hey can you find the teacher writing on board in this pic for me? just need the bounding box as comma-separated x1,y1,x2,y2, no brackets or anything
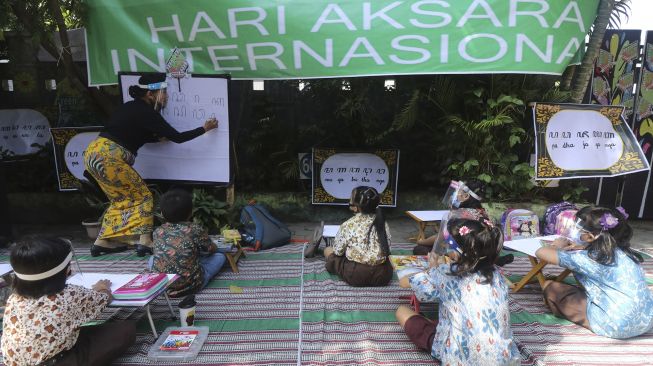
83,73,218,257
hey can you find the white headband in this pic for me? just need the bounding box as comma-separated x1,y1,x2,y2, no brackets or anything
14,252,73,281
138,81,167,90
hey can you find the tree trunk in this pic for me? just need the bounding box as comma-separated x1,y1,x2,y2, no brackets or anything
569,0,615,103
10,1,115,117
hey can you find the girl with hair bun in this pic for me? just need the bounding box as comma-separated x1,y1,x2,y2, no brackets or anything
322,186,394,287
396,218,520,365
536,206,653,339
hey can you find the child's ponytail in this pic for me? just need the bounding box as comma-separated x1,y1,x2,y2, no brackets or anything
372,206,390,256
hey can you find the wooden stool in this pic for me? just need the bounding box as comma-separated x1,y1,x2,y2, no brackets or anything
224,238,246,273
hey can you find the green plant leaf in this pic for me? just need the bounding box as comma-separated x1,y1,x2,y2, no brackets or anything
477,173,492,183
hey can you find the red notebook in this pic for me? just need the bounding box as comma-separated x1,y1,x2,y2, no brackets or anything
114,273,168,295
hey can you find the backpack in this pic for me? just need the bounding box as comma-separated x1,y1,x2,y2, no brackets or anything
542,202,578,235
553,209,578,237
240,203,291,251
501,209,540,241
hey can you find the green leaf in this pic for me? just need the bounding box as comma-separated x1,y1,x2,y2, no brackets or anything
477,173,492,183
463,159,479,172
509,135,521,147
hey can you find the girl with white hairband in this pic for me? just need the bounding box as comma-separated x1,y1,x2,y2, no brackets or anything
83,73,219,257
1,237,136,366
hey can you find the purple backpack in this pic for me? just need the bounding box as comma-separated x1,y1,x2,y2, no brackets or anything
543,202,578,235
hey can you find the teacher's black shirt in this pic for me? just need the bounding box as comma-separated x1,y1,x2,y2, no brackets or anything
100,98,205,155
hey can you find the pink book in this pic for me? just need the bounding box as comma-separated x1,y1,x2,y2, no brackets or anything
114,273,168,295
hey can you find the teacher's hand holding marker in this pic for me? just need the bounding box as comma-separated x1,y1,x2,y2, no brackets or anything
203,117,219,132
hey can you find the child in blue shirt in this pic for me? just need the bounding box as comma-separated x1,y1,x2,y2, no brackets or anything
535,206,653,339
397,218,520,365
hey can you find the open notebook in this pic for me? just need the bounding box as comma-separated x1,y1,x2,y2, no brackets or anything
67,273,177,306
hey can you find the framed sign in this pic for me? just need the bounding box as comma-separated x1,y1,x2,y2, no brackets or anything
533,103,649,180
51,127,101,191
312,148,399,206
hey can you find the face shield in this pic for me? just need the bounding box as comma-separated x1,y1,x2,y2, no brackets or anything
442,180,481,208
442,181,462,208
433,212,451,255
138,81,168,111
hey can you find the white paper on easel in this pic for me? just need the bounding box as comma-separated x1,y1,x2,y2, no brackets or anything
119,74,230,183
503,235,562,257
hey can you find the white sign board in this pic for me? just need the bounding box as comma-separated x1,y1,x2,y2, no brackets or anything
312,149,399,206
64,131,100,180
533,103,649,179
546,110,624,170
119,73,230,183
320,153,390,199
0,109,50,156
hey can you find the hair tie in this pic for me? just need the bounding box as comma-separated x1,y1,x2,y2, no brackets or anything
459,226,471,236
599,213,619,231
616,206,629,220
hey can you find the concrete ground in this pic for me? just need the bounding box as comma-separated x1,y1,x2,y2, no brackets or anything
9,216,650,250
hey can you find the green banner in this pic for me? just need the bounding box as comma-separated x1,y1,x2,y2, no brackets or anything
85,0,599,86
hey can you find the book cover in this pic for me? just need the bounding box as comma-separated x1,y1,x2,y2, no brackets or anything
159,330,199,351
114,273,168,295
112,279,168,300
209,236,236,253
389,255,428,278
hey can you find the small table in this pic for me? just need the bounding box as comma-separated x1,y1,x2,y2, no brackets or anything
0,263,13,277
224,239,246,273
405,210,449,241
68,273,179,337
503,236,572,292
322,225,340,246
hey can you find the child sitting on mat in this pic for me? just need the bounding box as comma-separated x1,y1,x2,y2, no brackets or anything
413,179,487,255
1,237,135,366
535,206,653,339
397,218,520,365
151,188,226,298
323,186,394,287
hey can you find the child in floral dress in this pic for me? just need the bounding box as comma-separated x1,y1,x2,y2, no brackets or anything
536,206,653,339
397,218,520,365
152,188,226,297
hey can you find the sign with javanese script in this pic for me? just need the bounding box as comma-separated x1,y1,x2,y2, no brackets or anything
533,103,650,180
85,0,599,85
312,148,399,206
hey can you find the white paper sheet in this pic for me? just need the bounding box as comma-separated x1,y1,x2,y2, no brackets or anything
0,263,13,276
323,225,340,238
406,210,450,222
503,235,562,257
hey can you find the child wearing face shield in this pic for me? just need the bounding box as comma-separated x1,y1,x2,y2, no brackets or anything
397,218,520,365
535,206,653,339
413,180,514,266
413,180,487,255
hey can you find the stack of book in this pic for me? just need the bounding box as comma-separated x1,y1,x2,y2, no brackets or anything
113,273,169,300
209,235,237,253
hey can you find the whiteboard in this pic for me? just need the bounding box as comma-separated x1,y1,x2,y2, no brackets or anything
119,73,230,184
